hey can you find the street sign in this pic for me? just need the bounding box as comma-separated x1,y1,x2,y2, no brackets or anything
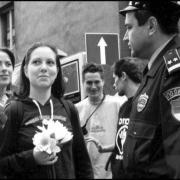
85,33,120,65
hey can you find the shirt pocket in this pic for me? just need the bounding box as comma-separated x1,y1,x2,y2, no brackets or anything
124,121,157,168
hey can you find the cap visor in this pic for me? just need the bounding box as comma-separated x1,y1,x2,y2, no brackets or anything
119,6,138,15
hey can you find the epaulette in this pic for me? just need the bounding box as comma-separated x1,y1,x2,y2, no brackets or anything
163,48,180,74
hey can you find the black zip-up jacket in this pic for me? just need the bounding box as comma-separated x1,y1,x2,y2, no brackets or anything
0,96,94,179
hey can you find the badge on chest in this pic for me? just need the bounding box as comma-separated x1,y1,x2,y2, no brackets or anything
137,93,149,112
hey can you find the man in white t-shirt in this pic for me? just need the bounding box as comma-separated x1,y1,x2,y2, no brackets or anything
75,63,126,179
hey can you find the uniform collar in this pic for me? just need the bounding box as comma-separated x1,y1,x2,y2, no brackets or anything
146,34,177,78
148,34,177,70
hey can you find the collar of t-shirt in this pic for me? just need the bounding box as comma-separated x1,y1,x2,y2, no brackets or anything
148,34,177,70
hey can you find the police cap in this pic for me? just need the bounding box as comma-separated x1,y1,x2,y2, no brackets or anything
119,1,180,17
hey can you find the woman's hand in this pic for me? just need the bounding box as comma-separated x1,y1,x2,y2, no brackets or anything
33,148,58,165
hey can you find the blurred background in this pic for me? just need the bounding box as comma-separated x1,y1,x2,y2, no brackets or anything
0,1,167,102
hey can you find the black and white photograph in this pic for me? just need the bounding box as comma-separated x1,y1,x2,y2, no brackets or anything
0,1,180,179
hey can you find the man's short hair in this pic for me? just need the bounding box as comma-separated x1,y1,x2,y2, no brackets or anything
82,63,104,81
113,57,144,83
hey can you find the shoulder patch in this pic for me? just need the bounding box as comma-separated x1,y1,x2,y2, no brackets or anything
163,87,180,101
163,48,180,74
163,88,180,122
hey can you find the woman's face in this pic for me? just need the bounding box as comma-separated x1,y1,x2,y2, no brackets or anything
0,51,13,88
24,46,58,90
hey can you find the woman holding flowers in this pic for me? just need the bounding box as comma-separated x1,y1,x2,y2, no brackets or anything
0,42,94,179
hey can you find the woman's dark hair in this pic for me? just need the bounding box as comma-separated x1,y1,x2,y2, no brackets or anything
113,57,144,84
0,48,15,69
134,9,179,35
17,42,65,99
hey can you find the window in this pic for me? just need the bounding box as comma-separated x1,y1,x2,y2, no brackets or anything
0,2,15,51
61,52,87,103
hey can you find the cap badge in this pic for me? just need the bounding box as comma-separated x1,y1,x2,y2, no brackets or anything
129,1,133,6
134,2,139,6
137,93,149,112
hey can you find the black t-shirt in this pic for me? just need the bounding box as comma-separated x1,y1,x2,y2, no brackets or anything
111,97,133,179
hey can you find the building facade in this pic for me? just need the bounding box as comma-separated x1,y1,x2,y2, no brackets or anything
0,1,129,64
0,1,132,98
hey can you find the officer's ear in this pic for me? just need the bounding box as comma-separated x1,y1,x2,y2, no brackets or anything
147,16,158,36
121,71,127,81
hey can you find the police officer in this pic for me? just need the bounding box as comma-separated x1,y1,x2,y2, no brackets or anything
119,1,180,178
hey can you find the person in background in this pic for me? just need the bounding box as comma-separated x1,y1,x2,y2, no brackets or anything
87,57,143,178
0,42,94,179
119,1,180,178
0,48,15,130
0,48,15,179
75,63,126,179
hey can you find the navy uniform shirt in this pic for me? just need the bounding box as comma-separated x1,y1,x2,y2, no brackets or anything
123,34,180,178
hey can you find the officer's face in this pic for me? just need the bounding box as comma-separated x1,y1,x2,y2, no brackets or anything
123,12,150,59
84,72,104,99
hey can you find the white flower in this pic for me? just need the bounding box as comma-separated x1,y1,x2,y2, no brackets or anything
33,119,73,154
61,132,73,144
45,119,73,142
32,131,61,155
42,119,49,125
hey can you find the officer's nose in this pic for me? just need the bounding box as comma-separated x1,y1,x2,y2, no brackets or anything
123,30,128,41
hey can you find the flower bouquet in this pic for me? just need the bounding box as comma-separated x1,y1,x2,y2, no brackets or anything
32,119,73,155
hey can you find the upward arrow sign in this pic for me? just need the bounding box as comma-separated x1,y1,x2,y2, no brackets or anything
97,37,107,64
